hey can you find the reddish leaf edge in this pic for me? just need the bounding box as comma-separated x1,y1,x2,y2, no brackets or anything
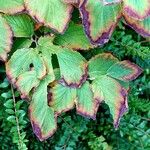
123,1,150,20
28,108,57,141
0,17,13,62
79,0,122,45
24,1,73,34
123,13,150,37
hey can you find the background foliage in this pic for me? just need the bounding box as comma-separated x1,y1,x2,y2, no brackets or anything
0,6,150,150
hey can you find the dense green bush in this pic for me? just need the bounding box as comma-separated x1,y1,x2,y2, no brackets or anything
0,21,150,149
0,0,150,149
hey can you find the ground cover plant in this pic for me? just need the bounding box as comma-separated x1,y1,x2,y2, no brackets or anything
0,0,150,149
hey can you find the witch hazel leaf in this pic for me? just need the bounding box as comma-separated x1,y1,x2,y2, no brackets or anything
15,71,40,99
92,75,128,128
25,0,73,33
107,60,143,81
6,36,86,99
49,83,76,115
88,53,142,81
38,36,87,86
6,48,46,84
3,14,34,37
54,22,95,50
0,0,24,14
29,77,57,141
88,53,119,79
102,0,122,5
0,15,12,61
76,81,99,120
123,13,150,37
79,0,122,45
123,0,150,20
57,48,87,87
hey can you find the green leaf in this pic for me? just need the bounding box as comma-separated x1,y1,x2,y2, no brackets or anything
107,60,143,81
123,0,150,20
79,0,122,45
12,38,32,52
6,48,46,84
0,0,24,14
0,14,12,61
49,83,76,115
29,77,57,141
6,36,86,99
88,53,118,79
92,75,128,127
88,53,142,127
55,22,94,50
25,0,73,33
4,14,34,37
57,48,87,87
15,71,40,99
88,53,142,81
76,81,99,120
124,13,150,37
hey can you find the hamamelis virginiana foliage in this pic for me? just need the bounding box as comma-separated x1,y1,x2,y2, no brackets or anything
0,0,148,141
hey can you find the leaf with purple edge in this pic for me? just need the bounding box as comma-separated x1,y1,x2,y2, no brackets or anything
76,81,99,120
79,0,122,45
123,0,150,20
6,36,86,102
0,14,12,61
92,75,128,128
6,48,47,84
88,53,119,79
57,48,87,87
0,0,24,14
15,71,40,99
25,0,73,33
3,14,34,37
29,76,57,141
54,22,95,50
107,60,143,81
49,82,76,115
123,13,150,37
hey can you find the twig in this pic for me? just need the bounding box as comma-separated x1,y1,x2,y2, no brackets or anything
11,84,23,149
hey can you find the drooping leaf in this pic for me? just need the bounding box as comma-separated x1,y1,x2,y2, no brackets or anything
88,53,119,79
6,36,87,98
12,38,32,52
49,83,76,115
124,13,150,37
76,81,99,120
107,60,143,81
88,53,142,81
6,48,46,84
3,14,34,37
102,0,122,5
88,53,142,127
29,76,57,141
123,0,150,20
38,36,87,87
79,0,122,45
25,0,73,33
54,22,95,50
0,0,24,14
15,71,40,99
57,48,87,87
92,75,128,128
0,14,12,61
